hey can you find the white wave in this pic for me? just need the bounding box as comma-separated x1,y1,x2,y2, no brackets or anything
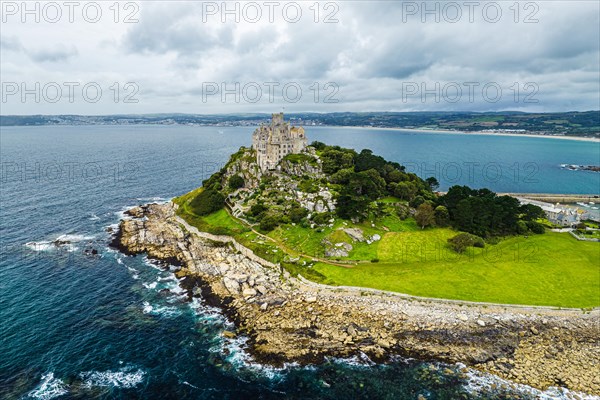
166,281,186,295
190,297,229,325
25,233,94,253
142,301,181,317
115,207,134,221
25,241,54,252
462,364,600,399
204,323,295,381
143,282,158,290
26,372,68,400
328,352,376,368
142,256,167,271
55,234,95,242
25,241,77,253
181,380,200,389
89,213,100,221
136,197,170,204
79,367,145,389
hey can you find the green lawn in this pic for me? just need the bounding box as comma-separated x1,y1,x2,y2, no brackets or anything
175,189,599,308
313,232,600,308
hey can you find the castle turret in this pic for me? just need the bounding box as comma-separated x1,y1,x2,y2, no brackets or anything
252,113,308,171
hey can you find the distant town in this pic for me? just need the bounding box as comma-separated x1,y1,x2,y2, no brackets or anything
1,111,599,138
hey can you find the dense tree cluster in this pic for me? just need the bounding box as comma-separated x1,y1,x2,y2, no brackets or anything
438,186,545,237
188,143,546,243
313,143,435,221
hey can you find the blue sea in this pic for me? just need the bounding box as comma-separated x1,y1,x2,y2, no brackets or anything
1,125,598,400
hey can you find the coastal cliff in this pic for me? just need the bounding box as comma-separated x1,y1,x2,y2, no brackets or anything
113,202,600,395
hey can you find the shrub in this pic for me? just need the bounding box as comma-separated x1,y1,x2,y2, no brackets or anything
448,232,485,253
259,215,280,232
527,221,545,234
189,188,225,216
371,258,379,263
299,178,319,193
312,212,333,225
516,220,528,235
228,174,244,190
395,204,410,220
289,205,308,223
434,205,449,227
249,202,267,217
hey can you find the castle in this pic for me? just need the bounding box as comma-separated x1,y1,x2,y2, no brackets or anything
252,113,308,171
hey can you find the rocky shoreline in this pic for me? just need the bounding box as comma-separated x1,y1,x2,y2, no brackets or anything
112,202,600,395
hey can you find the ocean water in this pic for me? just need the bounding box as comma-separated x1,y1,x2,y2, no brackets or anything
1,125,599,400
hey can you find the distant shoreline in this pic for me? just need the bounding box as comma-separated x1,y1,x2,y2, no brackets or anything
3,123,599,142
327,125,600,143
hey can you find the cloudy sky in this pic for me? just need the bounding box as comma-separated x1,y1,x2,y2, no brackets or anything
1,1,599,114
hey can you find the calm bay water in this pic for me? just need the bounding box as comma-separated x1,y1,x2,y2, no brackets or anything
1,125,598,400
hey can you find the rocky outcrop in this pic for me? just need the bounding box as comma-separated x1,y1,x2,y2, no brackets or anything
113,202,600,395
222,149,262,190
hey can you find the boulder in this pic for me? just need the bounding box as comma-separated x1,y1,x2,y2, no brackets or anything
344,228,365,242
223,277,240,294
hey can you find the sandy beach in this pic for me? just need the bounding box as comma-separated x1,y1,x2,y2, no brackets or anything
327,125,600,143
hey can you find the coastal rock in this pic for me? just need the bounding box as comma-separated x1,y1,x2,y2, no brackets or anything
113,201,600,396
223,277,241,294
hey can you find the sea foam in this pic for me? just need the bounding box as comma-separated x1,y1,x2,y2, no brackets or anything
26,372,68,400
79,366,146,389
463,364,600,399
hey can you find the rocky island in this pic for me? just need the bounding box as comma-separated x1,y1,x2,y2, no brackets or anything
113,114,600,395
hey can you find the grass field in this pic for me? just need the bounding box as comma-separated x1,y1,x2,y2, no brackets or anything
174,189,599,308
313,232,600,308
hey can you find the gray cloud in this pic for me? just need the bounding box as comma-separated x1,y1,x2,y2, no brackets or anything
0,1,598,114
28,45,79,63
0,35,24,52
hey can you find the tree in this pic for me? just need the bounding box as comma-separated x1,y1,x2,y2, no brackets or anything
386,168,406,184
355,149,386,173
410,195,426,208
228,174,245,190
415,203,435,229
321,148,356,174
393,181,417,201
330,168,354,184
425,176,440,191
310,141,327,150
519,204,545,221
434,205,450,227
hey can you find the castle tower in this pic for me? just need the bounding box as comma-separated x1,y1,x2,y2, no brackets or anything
252,113,307,171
